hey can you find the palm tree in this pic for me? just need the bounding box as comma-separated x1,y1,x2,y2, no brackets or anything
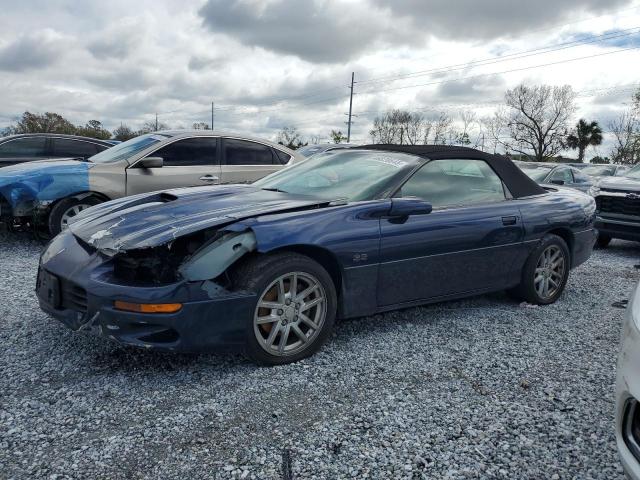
566,119,603,163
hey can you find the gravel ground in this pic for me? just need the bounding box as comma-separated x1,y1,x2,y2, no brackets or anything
0,231,638,480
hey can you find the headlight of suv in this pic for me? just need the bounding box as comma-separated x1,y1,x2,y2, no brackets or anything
588,185,600,197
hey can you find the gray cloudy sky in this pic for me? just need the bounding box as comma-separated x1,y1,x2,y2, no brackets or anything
0,0,639,156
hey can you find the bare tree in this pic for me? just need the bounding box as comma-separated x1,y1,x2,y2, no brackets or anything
369,109,432,145
494,84,576,162
192,122,210,130
448,110,478,146
308,134,322,145
277,126,306,149
483,114,505,154
609,112,640,165
139,120,170,134
432,112,452,145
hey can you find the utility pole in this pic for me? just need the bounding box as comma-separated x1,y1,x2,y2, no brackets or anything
155,113,158,131
211,101,215,131
346,72,355,143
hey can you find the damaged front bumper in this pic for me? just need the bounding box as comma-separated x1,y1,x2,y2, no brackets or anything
36,231,256,352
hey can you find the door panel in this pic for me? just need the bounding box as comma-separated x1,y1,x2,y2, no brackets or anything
377,158,525,307
220,138,283,184
378,203,524,306
126,137,221,195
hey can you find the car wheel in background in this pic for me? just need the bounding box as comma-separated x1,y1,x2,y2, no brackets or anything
48,196,101,236
232,252,337,365
596,234,612,249
509,234,570,305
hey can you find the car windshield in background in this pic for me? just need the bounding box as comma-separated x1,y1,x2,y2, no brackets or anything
88,134,172,164
583,165,615,176
626,164,640,179
297,145,329,157
254,150,419,202
518,164,553,182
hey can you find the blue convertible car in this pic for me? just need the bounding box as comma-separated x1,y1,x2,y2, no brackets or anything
37,146,597,364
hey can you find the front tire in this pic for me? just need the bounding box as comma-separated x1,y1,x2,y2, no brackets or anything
48,196,101,236
510,234,570,305
232,252,337,365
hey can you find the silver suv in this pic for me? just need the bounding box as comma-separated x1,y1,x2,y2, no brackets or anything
0,131,302,235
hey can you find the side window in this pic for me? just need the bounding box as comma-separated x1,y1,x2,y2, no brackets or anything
572,169,590,184
273,148,292,165
149,137,217,166
53,138,100,158
550,167,573,184
399,159,506,208
0,137,48,157
224,139,275,165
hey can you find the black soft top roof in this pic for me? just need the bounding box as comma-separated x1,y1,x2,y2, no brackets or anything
357,144,546,199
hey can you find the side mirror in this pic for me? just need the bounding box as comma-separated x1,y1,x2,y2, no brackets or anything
389,197,433,218
137,157,163,168
550,179,565,185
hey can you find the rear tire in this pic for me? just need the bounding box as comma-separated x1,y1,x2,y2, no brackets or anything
509,234,570,305
48,196,101,236
232,252,337,365
596,234,612,249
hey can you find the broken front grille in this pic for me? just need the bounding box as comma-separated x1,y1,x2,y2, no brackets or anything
596,195,640,217
59,279,88,313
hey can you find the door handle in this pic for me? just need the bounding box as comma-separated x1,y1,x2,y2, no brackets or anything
502,216,518,226
199,175,219,182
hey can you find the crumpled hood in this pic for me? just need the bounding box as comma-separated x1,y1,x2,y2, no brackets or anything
0,159,92,207
69,184,329,252
597,175,640,192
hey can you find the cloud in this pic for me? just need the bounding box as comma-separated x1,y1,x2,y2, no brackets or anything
198,0,419,63
0,0,638,149
85,68,155,91
0,30,65,71
87,19,143,60
429,75,507,104
371,0,633,41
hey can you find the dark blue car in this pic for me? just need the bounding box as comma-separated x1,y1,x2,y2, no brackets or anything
37,146,597,364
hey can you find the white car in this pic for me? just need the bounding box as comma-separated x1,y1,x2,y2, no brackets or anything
616,280,640,479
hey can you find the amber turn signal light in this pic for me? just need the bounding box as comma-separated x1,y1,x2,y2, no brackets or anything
114,300,183,314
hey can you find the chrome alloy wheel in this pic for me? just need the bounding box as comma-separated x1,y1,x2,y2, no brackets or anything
60,204,92,230
534,245,566,300
253,271,327,356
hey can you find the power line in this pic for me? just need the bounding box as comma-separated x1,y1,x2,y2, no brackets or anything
356,27,640,87
352,3,640,85
355,46,640,96
187,31,640,119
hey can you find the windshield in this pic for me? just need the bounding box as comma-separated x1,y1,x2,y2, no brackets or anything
297,145,331,157
627,164,640,179
518,164,553,182
582,165,615,176
254,150,419,201
88,133,172,163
